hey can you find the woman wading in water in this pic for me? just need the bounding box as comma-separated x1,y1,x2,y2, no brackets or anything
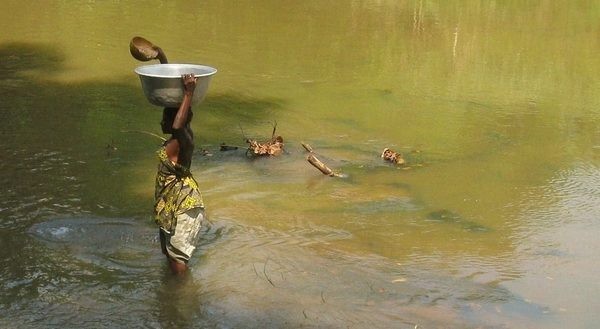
154,74,205,274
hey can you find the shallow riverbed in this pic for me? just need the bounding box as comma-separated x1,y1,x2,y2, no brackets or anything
1,1,599,328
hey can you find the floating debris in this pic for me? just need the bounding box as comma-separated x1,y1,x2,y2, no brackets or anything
302,142,343,177
301,142,314,153
219,143,239,151
246,135,284,156
307,154,342,177
244,121,285,156
382,148,406,165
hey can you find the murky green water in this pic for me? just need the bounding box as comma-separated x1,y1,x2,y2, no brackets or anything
1,1,600,328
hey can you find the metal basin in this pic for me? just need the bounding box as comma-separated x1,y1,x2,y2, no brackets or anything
134,64,217,107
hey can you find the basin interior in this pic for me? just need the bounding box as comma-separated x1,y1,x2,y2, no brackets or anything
135,64,217,78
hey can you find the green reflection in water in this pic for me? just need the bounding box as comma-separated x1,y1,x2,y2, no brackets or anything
1,0,600,328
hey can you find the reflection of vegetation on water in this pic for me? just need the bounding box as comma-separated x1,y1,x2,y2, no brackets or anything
2,1,600,327
0,42,287,223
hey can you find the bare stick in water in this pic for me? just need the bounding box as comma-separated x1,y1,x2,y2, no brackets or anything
238,123,248,140
263,258,275,287
271,120,278,138
307,154,341,177
301,142,314,153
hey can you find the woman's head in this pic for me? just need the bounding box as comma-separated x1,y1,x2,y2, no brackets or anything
161,107,193,133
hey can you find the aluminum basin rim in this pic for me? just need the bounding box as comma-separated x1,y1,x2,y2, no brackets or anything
134,64,218,78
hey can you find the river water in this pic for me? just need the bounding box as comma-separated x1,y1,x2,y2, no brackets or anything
1,1,599,328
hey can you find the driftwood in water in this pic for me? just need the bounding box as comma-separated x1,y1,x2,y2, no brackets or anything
220,143,239,151
246,136,284,156
245,122,285,156
303,142,342,177
307,154,336,176
301,142,314,153
381,148,406,165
